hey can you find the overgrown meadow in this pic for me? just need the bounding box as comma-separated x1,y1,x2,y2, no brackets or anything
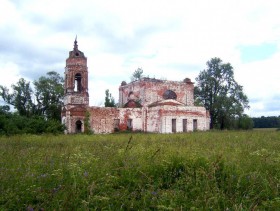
0,131,279,210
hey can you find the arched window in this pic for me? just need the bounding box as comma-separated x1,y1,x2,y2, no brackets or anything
76,120,82,133
163,90,177,100
74,73,82,92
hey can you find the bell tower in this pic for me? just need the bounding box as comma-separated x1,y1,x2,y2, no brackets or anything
64,37,89,105
62,37,89,133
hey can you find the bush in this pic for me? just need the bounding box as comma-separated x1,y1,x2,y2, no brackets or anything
0,113,64,135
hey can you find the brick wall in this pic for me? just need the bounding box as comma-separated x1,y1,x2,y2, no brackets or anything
87,107,143,133
83,104,210,134
119,78,194,107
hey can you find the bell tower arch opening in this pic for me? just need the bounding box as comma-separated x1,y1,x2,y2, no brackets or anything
74,73,82,92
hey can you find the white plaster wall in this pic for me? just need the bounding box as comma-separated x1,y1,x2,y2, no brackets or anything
148,105,210,133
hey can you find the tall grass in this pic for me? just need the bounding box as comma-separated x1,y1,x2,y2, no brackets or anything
0,131,279,210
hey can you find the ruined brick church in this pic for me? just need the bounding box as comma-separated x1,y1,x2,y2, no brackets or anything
61,39,210,133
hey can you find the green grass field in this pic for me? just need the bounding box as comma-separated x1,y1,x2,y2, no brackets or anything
0,131,279,210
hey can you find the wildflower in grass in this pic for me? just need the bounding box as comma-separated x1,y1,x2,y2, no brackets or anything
84,171,89,177
151,191,157,196
52,185,62,194
27,205,34,211
52,187,58,194
39,173,47,178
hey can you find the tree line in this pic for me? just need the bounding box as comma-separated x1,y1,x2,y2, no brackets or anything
0,71,65,135
2,57,276,135
252,116,280,128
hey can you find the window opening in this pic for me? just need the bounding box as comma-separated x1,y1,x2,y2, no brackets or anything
114,119,120,132
163,90,177,100
172,119,176,133
183,119,187,132
193,119,198,131
127,119,133,130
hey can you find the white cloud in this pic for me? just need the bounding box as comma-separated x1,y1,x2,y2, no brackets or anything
0,62,20,88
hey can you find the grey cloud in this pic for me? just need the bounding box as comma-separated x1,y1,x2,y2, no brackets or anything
0,31,65,82
264,104,280,112
34,15,88,34
161,63,203,72
90,24,143,54
92,23,174,54
250,95,280,115
263,96,280,112
249,98,261,104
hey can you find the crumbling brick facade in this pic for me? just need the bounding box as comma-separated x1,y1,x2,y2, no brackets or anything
61,38,89,133
62,39,210,134
119,78,194,107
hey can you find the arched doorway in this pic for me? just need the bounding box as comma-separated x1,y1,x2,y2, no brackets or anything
76,120,82,133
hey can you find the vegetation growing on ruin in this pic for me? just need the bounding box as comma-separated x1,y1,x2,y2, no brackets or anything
1,130,279,210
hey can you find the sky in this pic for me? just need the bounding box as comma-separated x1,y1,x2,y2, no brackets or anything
0,0,280,117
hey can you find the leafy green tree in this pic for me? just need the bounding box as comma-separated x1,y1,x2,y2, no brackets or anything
0,71,64,120
237,114,254,130
0,105,10,114
195,57,249,129
0,78,34,117
0,71,65,135
33,71,64,120
104,89,116,107
131,67,144,81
